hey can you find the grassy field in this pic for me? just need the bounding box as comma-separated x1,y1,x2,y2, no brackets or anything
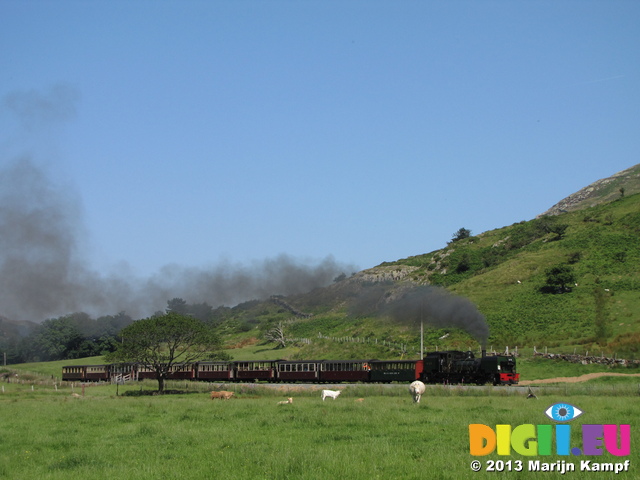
0,378,638,480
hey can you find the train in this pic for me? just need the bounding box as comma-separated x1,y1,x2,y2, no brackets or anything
62,350,519,385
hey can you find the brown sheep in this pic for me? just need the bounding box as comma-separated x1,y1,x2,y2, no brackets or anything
210,390,234,400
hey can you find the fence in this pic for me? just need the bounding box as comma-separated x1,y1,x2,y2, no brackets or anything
532,347,640,367
111,372,138,384
315,333,410,354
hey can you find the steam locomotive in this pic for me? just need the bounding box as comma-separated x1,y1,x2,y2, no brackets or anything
420,350,519,385
62,350,518,385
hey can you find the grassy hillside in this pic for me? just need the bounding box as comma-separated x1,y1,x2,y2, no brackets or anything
410,193,640,353
4,177,637,368
213,193,640,360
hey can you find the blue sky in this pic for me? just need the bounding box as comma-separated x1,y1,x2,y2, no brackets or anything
2,0,639,282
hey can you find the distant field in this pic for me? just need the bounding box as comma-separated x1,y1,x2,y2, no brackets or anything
0,380,638,479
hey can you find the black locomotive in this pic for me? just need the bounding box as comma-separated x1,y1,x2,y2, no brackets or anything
419,350,519,385
62,350,518,385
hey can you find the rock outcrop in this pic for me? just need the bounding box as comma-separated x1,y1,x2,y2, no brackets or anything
538,163,640,217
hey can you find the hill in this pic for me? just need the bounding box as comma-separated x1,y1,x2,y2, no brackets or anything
539,163,640,216
2,164,639,364
213,166,640,360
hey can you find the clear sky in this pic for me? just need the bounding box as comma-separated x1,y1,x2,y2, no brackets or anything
1,1,639,318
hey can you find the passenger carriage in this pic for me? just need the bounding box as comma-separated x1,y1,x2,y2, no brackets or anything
368,360,418,383
61,364,110,382
167,363,195,380
195,361,235,381
276,360,320,382
234,360,276,382
84,364,110,382
62,365,86,382
136,364,157,380
110,363,137,377
318,360,371,383
110,363,138,383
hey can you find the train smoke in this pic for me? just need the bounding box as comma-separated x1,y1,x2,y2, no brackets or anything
0,87,353,321
350,284,490,346
0,158,351,321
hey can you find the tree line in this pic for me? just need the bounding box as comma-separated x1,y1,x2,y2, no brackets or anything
1,298,223,364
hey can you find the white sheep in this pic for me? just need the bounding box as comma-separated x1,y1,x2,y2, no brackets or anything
409,380,426,403
321,389,341,401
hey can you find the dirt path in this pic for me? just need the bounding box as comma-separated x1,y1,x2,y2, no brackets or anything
519,372,640,385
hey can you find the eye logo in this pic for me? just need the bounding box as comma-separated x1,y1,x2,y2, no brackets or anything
545,403,583,422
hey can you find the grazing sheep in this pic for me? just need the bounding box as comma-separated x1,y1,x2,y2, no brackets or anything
210,390,234,400
321,389,341,401
277,397,293,405
409,380,426,403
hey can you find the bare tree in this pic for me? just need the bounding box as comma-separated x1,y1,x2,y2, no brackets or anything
265,321,287,349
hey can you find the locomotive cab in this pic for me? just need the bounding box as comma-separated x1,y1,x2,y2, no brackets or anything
479,354,519,385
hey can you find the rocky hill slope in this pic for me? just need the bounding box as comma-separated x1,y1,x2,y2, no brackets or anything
538,163,640,217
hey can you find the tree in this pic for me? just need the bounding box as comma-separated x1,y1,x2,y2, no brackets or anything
541,265,576,294
32,316,84,361
454,252,472,273
547,223,569,240
105,312,227,393
264,321,287,349
166,297,189,315
450,228,471,243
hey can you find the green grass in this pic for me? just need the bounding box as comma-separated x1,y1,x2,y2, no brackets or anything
0,381,638,480
516,355,639,381
201,196,640,360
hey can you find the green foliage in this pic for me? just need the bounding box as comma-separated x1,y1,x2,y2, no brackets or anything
450,227,471,243
541,264,576,294
106,312,228,392
166,297,215,322
211,190,640,354
384,193,640,350
4,312,133,363
32,317,84,361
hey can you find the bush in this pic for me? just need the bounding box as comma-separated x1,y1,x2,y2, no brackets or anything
541,265,576,294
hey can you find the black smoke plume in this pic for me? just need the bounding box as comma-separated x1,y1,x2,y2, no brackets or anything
350,284,490,346
0,87,354,321
0,157,352,321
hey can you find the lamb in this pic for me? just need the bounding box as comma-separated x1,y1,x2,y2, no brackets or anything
210,390,234,400
409,380,426,403
277,397,293,405
321,389,341,401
